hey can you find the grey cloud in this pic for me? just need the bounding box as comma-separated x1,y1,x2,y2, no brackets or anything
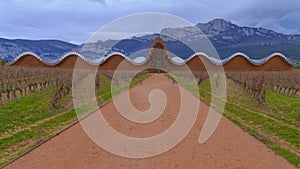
1,0,300,43
226,0,300,34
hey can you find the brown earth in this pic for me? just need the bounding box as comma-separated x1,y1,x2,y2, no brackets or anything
3,74,295,169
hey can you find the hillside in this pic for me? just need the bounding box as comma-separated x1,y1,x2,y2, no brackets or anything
1,19,300,63
162,19,300,61
0,38,79,61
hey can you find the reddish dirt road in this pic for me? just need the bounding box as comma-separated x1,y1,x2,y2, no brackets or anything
4,74,295,169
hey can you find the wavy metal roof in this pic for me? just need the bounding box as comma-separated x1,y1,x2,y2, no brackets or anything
9,51,292,66
184,52,292,66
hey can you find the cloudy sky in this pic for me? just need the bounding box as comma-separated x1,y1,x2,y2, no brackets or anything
0,0,300,44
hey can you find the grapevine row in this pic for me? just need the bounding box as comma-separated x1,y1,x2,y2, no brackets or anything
226,71,300,104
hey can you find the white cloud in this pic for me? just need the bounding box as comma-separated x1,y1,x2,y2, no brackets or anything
0,0,300,43
90,0,106,4
226,0,300,34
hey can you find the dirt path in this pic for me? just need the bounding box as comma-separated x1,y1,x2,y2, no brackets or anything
4,74,295,169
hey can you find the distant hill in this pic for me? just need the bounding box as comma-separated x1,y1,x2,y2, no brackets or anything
79,34,195,60
162,19,300,61
0,38,79,61
1,19,300,64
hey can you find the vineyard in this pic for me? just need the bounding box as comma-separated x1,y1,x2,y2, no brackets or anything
0,66,299,107
226,71,300,104
194,71,300,167
0,67,140,108
184,71,300,105
0,66,299,167
0,66,152,166
0,67,72,106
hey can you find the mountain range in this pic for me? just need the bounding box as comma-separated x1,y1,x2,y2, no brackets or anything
1,19,300,64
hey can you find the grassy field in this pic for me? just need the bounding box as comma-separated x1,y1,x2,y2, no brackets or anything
0,88,77,166
0,73,150,167
1,72,299,167
295,62,300,69
198,77,300,167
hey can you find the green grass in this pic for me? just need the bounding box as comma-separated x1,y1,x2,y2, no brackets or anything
97,75,113,103
0,109,77,166
0,86,78,166
265,92,300,123
4,72,298,167
197,78,300,167
0,73,151,167
0,88,55,134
